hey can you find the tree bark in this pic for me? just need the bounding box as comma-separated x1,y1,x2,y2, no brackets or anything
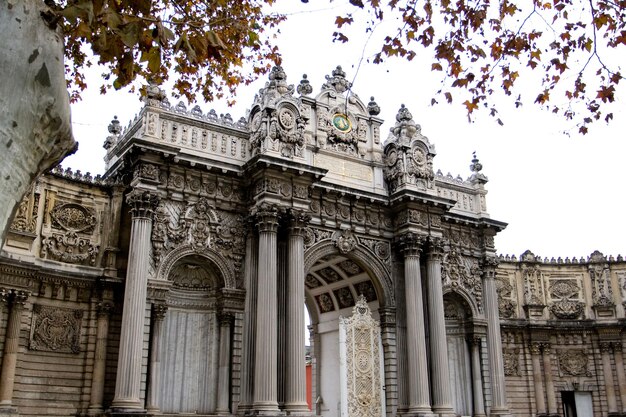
0,0,76,243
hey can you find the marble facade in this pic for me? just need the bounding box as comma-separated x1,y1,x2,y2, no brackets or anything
0,65,624,417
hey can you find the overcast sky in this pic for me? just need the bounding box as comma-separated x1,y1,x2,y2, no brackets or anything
64,0,626,260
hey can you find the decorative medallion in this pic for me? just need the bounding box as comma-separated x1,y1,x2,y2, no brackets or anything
50,203,97,233
30,304,83,353
334,229,357,254
332,113,352,132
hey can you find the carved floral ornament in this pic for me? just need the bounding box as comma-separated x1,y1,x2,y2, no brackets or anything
503,348,520,376
442,248,483,310
151,198,245,271
9,193,38,234
41,231,99,266
558,349,590,376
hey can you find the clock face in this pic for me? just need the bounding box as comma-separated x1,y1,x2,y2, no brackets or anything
332,113,352,132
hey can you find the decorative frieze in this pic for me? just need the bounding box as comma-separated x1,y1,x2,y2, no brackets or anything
30,304,83,353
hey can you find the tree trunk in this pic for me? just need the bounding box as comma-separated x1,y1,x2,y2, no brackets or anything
0,0,76,243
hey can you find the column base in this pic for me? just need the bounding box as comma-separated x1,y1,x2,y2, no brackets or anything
107,409,147,416
403,411,437,417
284,402,311,415
430,406,455,417
0,406,18,416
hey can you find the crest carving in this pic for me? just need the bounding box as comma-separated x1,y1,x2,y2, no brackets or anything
333,229,357,254
549,298,584,319
41,231,99,265
442,249,483,309
30,304,83,353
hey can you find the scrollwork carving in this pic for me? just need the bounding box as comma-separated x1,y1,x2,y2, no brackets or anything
41,231,99,266
558,349,590,376
50,202,96,233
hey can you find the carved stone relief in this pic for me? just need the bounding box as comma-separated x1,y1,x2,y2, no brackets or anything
496,274,516,318
522,262,545,306
588,251,614,307
503,348,520,376
558,349,590,376
442,248,483,310
9,192,39,234
30,304,83,353
41,231,99,266
50,203,97,233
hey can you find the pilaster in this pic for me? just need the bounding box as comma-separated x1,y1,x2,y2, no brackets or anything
0,290,28,414
217,313,235,414
145,303,167,413
529,342,546,416
470,336,486,417
541,343,557,416
239,226,258,413
88,301,114,414
600,341,619,415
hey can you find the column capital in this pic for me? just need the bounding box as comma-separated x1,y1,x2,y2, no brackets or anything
481,256,499,279
218,312,236,327
252,203,281,233
426,237,445,261
469,335,483,346
600,341,614,353
398,232,426,258
540,342,551,353
96,301,114,318
11,290,29,309
126,189,159,219
378,307,397,328
287,209,311,236
152,303,168,322
613,341,623,352
529,342,543,355
0,288,9,305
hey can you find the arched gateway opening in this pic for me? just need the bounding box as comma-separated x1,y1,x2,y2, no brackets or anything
305,252,388,417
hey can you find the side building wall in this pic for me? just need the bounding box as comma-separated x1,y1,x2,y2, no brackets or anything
498,250,626,417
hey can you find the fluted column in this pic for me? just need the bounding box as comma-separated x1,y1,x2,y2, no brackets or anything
482,257,510,416
380,307,398,416
401,234,432,415
425,239,454,416
112,190,158,411
470,336,486,417
600,341,618,414
239,228,258,413
612,343,626,415
88,301,114,414
217,313,234,414
253,206,280,413
146,303,167,412
285,210,310,414
529,343,546,415
0,290,28,412
541,343,557,416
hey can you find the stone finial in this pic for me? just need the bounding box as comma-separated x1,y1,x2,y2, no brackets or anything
390,104,419,144
268,65,291,95
297,74,313,96
469,151,488,184
322,65,352,93
367,96,380,116
470,151,482,173
143,82,166,106
104,116,121,150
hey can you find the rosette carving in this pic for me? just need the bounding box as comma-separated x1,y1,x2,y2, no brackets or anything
50,203,97,233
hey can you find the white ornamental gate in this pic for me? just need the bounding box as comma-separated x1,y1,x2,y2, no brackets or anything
339,295,385,417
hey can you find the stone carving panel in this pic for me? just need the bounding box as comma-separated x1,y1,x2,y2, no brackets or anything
9,192,39,234
521,255,545,305
558,349,590,376
30,304,83,353
588,251,614,307
339,296,384,417
496,274,516,318
503,348,520,376
50,202,97,233
442,248,483,310
41,231,99,266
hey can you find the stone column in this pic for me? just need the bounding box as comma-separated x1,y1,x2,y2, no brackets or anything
529,342,546,415
425,239,454,416
285,211,310,414
401,234,432,415
541,343,557,416
470,336,486,417
612,343,626,415
217,313,234,414
600,341,618,415
88,301,114,414
0,290,28,412
145,303,167,413
239,229,258,413
253,206,280,413
481,257,510,416
111,190,158,411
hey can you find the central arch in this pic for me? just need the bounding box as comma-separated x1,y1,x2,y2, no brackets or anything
304,242,393,417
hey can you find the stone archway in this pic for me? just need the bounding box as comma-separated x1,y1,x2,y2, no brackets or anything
156,254,227,414
304,252,389,417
